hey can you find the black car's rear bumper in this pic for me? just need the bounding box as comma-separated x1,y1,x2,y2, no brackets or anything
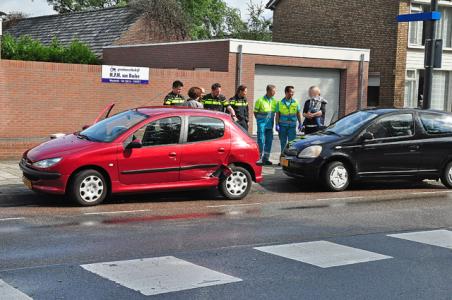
282,156,325,180
19,160,61,181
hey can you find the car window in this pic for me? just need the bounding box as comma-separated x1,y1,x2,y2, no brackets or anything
81,110,148,142
324,111,378,136
420,112,452,134
366,114,414,139
187,117,225,142
133,117,181,147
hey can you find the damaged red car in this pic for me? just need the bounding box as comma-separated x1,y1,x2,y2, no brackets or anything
20,106,262,206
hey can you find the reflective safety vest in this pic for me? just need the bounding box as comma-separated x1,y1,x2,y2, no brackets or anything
163,92,185,106
277,98,300,127
229,96,249,123
254,95,277,129
202,93,228,112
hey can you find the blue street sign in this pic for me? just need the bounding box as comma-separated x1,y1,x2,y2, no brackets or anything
397,11,441,22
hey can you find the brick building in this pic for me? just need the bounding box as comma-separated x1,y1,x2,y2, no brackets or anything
267,0,426,109
4,6,186,57
104,39,370,131
0,39,369,158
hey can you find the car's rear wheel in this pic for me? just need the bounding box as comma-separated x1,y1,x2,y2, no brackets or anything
219,166,252,200
69,169,108,206
440,162,452,189
322,161,350,192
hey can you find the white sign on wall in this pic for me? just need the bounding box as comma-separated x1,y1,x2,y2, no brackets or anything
101,65,149,84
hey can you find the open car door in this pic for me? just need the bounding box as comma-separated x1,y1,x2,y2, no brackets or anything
92,103,115,124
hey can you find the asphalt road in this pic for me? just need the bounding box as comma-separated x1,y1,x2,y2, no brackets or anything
1,167,452,299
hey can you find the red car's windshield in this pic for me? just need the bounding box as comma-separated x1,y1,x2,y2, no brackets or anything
80,110,148,142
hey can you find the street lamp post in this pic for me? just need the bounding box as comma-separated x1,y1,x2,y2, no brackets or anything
422,0,439,109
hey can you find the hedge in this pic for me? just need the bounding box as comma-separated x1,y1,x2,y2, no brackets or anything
1,34,100,64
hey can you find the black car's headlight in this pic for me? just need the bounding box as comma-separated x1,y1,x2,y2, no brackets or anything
297,146,322,159
32,158,62,168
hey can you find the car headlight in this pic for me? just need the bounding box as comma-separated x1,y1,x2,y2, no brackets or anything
33,158,62,168
297,146,322,159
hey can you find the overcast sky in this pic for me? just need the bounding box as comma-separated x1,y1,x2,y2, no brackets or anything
0,0,271,18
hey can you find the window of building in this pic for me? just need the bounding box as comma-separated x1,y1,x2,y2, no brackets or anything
419,112,452,134
133,117,181,147
409,4,452,48
366,114,414,139
405,70,418,108
187,117,225,142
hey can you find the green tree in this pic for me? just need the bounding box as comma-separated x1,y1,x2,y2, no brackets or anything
234,1,272,41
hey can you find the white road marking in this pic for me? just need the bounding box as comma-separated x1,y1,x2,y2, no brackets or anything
255,241,392,268
0,279,32,300
388,229,452,249
206,203,261,208
81,256,242,296
0,217,25,222
83,209,151,216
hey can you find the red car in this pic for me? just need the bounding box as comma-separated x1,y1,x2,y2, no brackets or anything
20,106,262,206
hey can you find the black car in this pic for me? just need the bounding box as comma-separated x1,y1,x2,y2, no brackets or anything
281,108,452,191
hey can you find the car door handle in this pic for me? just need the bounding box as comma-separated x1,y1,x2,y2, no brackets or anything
408,145,420,152
169,152,177,157
218,147,225,153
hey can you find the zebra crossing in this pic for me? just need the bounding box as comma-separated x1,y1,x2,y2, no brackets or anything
1,229,451,299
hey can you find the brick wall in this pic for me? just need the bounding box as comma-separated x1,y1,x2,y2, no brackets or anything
0,59,235,159
104,41,231,72
272,0,407,107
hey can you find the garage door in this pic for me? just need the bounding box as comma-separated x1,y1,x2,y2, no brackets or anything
253,65,341,134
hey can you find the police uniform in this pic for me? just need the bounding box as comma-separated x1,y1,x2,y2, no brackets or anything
228,95,249,130
254,95,277,163
276,98,300,154
163,92,185,106
202,93,227,112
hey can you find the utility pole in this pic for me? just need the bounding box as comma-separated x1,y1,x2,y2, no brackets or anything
422,0,439,109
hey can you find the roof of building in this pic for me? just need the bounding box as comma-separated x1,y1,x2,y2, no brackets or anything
265,0,281,10
4,6,141,56
105,38,370,62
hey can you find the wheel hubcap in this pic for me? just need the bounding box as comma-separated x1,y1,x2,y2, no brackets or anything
448,167,452,182
79,175,104,203
225,171,249,196
329,166,348,189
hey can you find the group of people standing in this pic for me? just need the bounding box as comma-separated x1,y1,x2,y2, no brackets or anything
163,80,327,165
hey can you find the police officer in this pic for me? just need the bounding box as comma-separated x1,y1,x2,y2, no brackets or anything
163,80,185,106
275,86,303,157
202,83,228,112
254,84,277,165
228,85,249,130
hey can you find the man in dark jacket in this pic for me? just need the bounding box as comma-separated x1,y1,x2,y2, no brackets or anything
303,86,327,134
163,80,185,106
202,83,228,112
228,85,249,131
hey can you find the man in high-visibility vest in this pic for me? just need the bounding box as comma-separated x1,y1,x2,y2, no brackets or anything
163,80,185,106
202,83,228,112
254,84,278,165
275,86,303,157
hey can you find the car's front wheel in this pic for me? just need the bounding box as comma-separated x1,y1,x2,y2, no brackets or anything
322,161,350,192
219,166,252,200
441,162,452,189
69,169,108,206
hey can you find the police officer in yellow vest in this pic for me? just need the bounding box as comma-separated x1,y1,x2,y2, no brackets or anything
275,86,303,157
202,83,228,112
254,84,278,165
163,80,185,106
228,85,249,130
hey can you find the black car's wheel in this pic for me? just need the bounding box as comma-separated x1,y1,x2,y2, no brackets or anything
441,162,452,189
322,161,350,192
219,166,252,200
69,169,108,206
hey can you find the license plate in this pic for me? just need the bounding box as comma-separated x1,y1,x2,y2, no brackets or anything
22,176,32,190
280,157,289,167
